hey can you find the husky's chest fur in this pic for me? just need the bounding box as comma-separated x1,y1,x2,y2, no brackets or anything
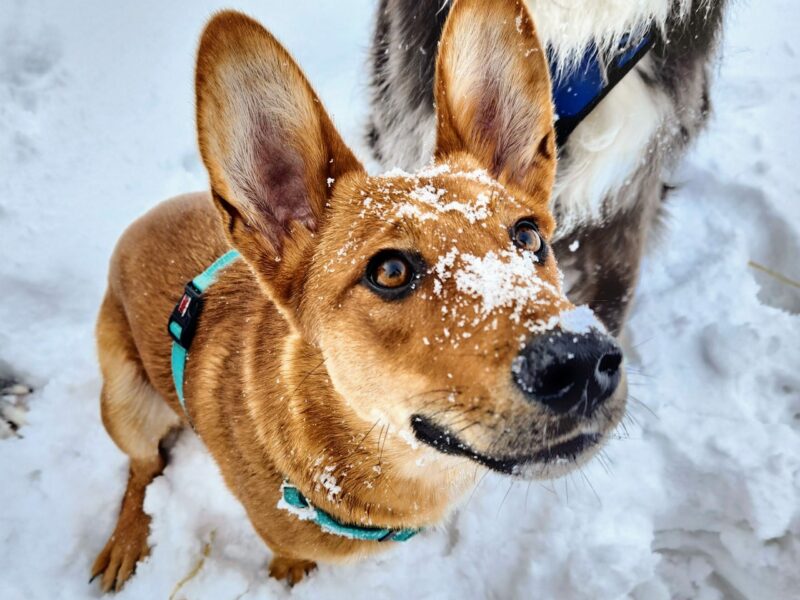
367,0,726,333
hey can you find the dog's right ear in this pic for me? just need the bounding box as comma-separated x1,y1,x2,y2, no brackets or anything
434,0,556,226
195,11,362,316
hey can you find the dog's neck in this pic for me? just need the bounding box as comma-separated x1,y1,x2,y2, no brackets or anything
265,333,476,529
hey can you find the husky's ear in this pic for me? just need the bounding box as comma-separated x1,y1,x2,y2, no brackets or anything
196,11,362,315
434,0,556,209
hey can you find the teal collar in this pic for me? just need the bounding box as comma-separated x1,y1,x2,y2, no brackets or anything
279,482,420,542
167,250,421,543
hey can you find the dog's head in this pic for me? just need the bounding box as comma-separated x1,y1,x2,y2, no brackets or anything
195,0,626,480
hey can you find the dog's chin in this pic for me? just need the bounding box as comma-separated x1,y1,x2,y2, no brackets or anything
410,414,608,480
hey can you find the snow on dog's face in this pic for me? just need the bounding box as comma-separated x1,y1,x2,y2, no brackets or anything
309,157,625,480
195,0,625,482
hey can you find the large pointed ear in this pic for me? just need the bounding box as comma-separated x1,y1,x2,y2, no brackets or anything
434,0,556,202
196,11,363,313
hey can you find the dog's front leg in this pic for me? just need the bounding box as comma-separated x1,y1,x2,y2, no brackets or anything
91,291,181,592
90,455,165,592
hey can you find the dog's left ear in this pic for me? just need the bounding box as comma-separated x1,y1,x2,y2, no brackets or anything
195,11,363,318
434,0,556,225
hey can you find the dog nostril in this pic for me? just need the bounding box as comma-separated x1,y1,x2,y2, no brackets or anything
597,350,622,377
536,362,575,398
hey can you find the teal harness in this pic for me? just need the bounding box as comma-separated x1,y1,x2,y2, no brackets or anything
168,249,242,410
167,251,420,543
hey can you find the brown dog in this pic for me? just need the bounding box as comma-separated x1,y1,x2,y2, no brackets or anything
91,0,626,591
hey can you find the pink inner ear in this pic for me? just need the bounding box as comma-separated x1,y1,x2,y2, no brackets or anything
474,83,504,174
237,115,317,251
474,78,525,181
472,71,553,191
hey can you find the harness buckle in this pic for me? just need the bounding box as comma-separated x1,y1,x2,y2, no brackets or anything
168,281,204,349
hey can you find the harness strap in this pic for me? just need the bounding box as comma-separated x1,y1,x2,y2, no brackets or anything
551,29,656,145
168,249,241,415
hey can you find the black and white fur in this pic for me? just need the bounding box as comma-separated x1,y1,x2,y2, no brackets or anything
1,373,31,438
367,0,727,334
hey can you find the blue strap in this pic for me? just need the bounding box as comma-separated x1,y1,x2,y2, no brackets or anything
551,30,655,144
170,335,189,409
281,483,420,542
171,249,241,415
191,249,242,292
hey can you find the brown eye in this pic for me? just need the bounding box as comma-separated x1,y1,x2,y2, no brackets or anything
364,250,420,299
511,219,543,253
374,256,410,288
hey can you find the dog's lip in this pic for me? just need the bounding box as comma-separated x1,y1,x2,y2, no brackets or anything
410,414,600,474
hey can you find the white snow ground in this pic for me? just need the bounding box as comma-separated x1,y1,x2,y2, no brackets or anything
1,0,799,598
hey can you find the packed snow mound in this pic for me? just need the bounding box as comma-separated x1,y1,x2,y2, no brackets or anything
1,1,799,599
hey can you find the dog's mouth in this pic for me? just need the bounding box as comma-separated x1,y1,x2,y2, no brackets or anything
410,414,601,475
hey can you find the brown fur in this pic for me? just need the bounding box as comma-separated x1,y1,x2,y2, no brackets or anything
91,0,625,590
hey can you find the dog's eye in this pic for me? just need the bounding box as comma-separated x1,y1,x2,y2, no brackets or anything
511,219,543,253
374,256,410,288
364,250,418,299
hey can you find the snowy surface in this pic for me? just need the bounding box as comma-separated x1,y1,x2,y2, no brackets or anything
1,0,799,599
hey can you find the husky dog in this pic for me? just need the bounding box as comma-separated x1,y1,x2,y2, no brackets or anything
367,0,727,334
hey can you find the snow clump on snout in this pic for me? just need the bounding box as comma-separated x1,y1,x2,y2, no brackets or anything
453,249,555,321
431,245,606,340
433,245,560,326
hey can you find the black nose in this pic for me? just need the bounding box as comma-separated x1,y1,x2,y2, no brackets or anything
513,330,623,414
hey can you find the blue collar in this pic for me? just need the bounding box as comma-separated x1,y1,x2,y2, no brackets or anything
550,29,655,145
167,250,421,543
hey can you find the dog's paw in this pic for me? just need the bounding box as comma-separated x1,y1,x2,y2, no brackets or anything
90,516,151,593
1,378,33,439
268,556,316,585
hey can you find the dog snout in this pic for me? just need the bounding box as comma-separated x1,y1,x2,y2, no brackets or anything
513,330,623,414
